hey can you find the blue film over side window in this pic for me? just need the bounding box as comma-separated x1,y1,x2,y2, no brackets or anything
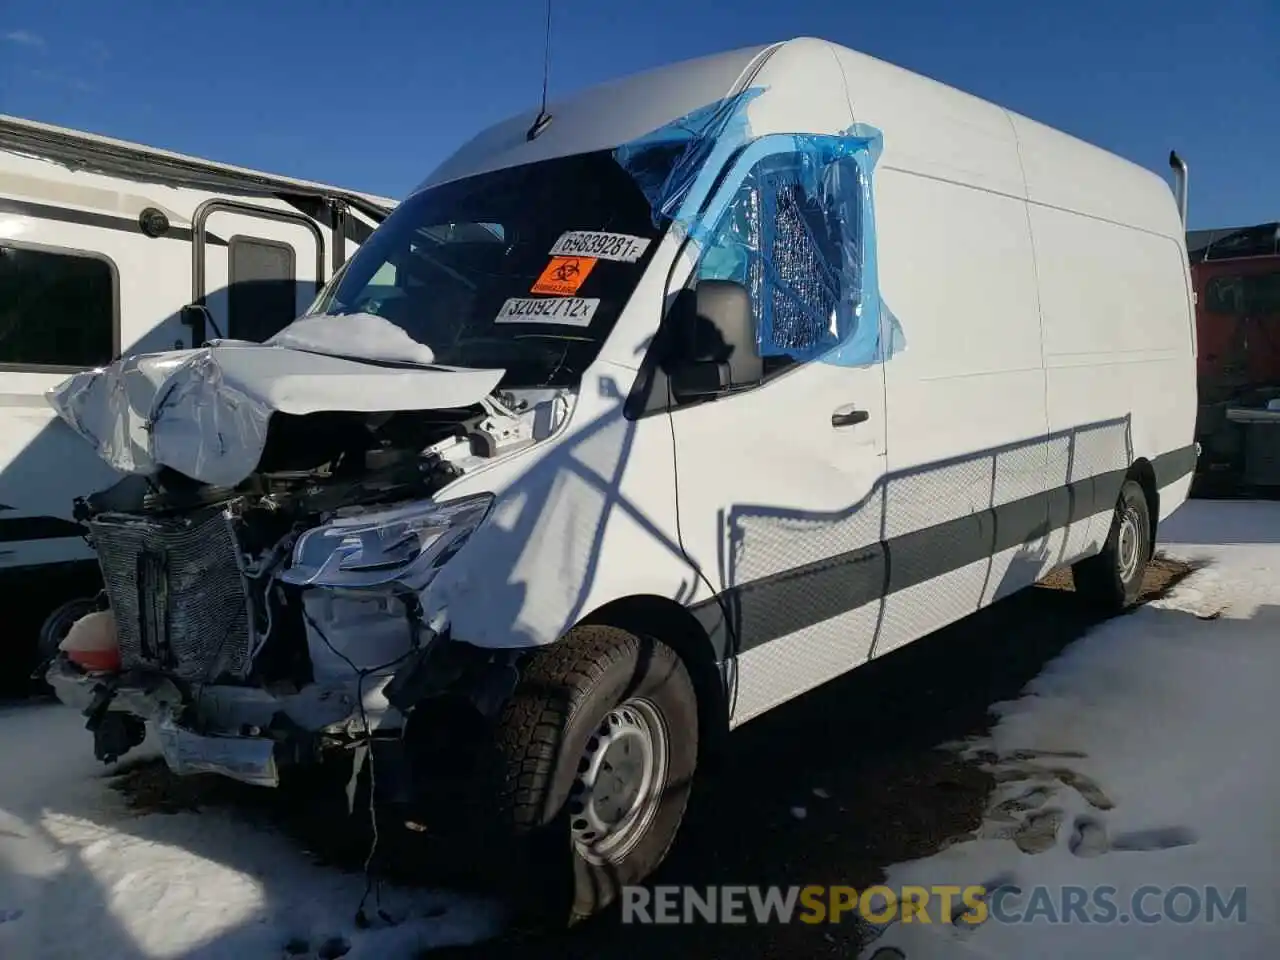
754,146,856,362
613,87,765,232
615,101,903,368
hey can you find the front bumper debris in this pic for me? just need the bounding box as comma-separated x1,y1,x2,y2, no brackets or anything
45,655,370,784
46,654,391,732
46,623,522,793
156,717,280,787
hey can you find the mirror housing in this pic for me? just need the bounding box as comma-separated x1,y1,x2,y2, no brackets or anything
669,358,733,401
666,279,761,403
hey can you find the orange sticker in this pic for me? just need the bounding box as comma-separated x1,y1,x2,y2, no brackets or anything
531,255,597,296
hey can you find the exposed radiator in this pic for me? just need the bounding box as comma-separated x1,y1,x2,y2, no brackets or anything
88,507,254,683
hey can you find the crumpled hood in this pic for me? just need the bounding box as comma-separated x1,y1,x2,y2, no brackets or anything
47,326,504,488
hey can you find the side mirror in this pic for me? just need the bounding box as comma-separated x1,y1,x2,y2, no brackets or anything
666,279,761,403
669,358,733,401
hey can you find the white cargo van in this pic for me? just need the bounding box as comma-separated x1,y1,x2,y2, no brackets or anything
0,115,394,673
43,39,1197,922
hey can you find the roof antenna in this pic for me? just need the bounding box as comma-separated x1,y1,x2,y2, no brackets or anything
526,0,554,141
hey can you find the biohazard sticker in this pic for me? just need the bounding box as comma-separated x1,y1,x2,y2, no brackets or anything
495,296,600,327
550,230,651,263
531,255,597,296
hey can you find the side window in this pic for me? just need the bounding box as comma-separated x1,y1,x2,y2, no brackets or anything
1205,272,1280,316
693,147,865,376
0,243,116,369
228,236,297,342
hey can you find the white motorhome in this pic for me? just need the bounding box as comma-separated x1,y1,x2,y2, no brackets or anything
43,39,1197,922
0,115,394,671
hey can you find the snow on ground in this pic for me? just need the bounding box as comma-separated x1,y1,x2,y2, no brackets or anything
1,499,1276,959
862,499,1280,959
0,705,503,959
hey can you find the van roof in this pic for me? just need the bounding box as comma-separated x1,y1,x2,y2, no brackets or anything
418,43,777,192
419,37,1180,241
0,113,398,222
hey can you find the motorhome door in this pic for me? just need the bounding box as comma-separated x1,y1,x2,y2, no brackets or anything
188,199,327,344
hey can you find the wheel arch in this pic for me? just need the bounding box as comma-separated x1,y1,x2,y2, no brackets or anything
1127,457,1159,551
578,594,729,765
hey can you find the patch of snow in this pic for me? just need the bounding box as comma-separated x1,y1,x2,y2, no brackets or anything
269,313,438,367
0,704,502,959
790,807,808,821
862,499,1280,957
6,500,1275,958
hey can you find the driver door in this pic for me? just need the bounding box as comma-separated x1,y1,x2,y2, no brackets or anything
664,135,890,726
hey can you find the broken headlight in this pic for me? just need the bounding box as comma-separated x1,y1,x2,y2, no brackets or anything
280,493,493,590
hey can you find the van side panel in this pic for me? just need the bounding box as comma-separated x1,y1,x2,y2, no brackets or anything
831,45,1066,661
832,46,1026,198
1009,113,1197,533
826,41,1194,671
1029,203,1196,532
1006,113,1185,241
870,169,1050,660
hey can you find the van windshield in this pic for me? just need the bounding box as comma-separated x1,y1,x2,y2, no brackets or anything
308,149,672,388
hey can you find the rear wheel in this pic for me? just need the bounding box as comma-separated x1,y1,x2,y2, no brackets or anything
491,624,699,925
1072,479,1152,612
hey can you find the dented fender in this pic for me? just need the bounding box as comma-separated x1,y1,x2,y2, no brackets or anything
419,371,706,650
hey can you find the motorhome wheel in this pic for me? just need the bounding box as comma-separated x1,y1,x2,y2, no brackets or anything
492,624,698,924
1072,479,1153,612
36,596,99,666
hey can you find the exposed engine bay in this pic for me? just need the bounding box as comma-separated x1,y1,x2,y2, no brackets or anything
47,364,567,786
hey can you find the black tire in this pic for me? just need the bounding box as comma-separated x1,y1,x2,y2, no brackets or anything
491,624,698,925
36,596,99,666
1072,479,1152,612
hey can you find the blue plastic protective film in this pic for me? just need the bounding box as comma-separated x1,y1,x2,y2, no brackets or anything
613,87,765,231
615,103,903,367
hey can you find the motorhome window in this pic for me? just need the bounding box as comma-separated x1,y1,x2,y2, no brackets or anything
228,236,298,341
1205,273,1280,316
694,149,864,377
307,150,670,389
1202,224,1280,261
0,244,115,369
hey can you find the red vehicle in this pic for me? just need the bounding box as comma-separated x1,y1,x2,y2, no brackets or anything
1188,221,1280,490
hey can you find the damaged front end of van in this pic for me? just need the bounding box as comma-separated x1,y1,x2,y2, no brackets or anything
38,136,682,818
36,41,881,918
43,320,564,802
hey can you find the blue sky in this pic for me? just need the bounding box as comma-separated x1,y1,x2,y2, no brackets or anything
1,0,1275,228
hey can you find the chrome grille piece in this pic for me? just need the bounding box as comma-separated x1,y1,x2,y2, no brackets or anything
89,507,253,682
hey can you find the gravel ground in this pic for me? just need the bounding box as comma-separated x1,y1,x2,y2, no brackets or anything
110,555,1193,959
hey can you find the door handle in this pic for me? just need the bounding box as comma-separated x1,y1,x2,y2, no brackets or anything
832,407,870,428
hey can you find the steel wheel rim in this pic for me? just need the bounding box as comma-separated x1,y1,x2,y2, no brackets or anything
1117,505,1143,582
569,697,669,865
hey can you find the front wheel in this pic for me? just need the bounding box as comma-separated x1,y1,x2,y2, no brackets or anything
491,624,699,925
1072,479,1152,612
